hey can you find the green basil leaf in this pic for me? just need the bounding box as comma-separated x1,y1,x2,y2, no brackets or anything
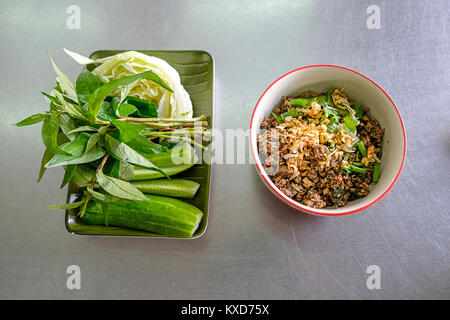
67,126,98,134
72,165,95,187
60,164,78,188
84,132,101,154
58,114,78,141
118,103,138,117
96,170,147,201
109,160,134,180
37,148,54,182
49,55,78,103
125,96,158,118
271,112,283,124
42,114,71,156
119,80,140,105
351,102,364,118
327,88,336,107
343,116,359,133
47,200,84,210
45,132,105,168
111,120,168,154
14,113,50,127
290,98,311,107
88,71,172,117
42,91,63,111
317,95,327,107
53,90,85,120
75,69,102,105
96,101,118,121
86,187,120,203
103,134,162,170
281,108,303,120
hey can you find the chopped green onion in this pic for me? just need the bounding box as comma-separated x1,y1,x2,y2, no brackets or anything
357,141,367,158
373,162,380,182
356,151,360,161
351,162,365,167
343,152,350,161
329,142,335,149
341,168,352,174
350,164,367,174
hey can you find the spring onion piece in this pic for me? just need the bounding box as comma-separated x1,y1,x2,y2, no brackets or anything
343,152,350,162
373,162,380,182
351,162,365,167
350,164,367,174
357,141,367,158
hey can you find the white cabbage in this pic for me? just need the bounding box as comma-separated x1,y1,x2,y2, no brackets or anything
64,49,193,119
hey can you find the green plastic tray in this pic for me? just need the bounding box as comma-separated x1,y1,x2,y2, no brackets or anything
65,50,214,239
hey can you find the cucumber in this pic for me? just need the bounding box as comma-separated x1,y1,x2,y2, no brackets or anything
130,179,200,199
82,194,203,238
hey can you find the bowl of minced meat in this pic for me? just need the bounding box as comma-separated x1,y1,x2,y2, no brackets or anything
250,66,406,215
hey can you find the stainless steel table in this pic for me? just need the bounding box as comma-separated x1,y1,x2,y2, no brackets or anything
1,0,449,299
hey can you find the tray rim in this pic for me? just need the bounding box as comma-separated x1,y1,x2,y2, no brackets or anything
64,49,215,239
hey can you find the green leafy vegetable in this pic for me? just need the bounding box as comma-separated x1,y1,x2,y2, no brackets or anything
317,95,327,106
290,98,311,107
272,112,283,124
58,114,78,141
111,120,167,154
351,102,364,118
125,96,158,118
103,134,159,169
49,55,78,103
86,187,120,203
88,71,173,118
47,200,84,210
117,103,139,117
60,164,78,188
95,170,148,201
96,101,118,121
75,69,102,105
106,159,135,181
327,88,335,107
343,116,359,133
42,114,72,156
45,132,106,168
37,148,53,182
13,113,49,127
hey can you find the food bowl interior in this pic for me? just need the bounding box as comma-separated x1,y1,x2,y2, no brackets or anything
251,66,406,215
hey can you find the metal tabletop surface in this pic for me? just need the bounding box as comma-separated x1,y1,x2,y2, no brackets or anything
1,0,449,299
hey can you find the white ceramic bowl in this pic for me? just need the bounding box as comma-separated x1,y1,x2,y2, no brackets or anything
250,65,406,216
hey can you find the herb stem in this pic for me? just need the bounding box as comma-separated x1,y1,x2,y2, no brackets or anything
79,154,110,217
118,114,207,123
147,132,208,150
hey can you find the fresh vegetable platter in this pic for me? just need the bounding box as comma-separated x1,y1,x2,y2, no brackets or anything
15,50,214,238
